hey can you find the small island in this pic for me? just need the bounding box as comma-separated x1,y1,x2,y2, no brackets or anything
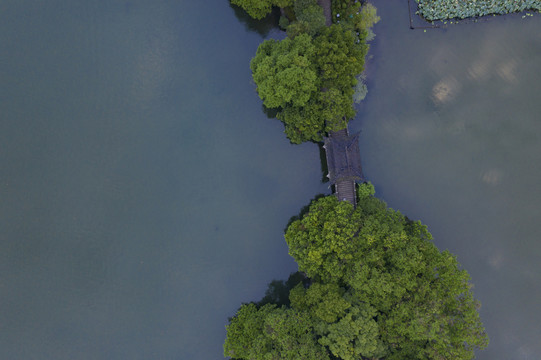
225,184,489,359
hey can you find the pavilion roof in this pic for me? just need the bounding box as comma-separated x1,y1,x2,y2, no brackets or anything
323,131,363,185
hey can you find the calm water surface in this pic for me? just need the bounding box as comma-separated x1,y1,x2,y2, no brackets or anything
0,1,328,359
358,1,541,359
0,0,539,359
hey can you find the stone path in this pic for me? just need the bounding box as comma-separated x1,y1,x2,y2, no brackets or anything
317,0,332,26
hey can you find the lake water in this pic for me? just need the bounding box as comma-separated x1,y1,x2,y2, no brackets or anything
0,0,539,359
357,1,541,359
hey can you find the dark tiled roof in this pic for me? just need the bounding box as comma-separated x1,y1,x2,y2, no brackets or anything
323,130,363,186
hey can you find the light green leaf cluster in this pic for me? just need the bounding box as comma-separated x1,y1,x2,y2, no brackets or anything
357,180,375,199
416,0,540,21
250,34,318,109
231,0,294,20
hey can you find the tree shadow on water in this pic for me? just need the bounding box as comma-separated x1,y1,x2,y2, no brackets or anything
257,272,309,307
228,2,282,37
318,142,330,184
261,104,279,119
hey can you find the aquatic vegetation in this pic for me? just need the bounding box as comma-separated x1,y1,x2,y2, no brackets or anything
416,0,540,21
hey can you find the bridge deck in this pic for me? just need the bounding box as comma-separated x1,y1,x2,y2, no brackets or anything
328,128,357,207
335,178,356,206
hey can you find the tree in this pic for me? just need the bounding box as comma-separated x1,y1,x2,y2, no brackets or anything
290,282,388,359
250,34,318,109
276,100,322,143
285,183,489,359
285,195,362,282
224,282,387,360
314,25,366,91
224,303,330,360
231,0,293,20
314,25,368,130
290,0,326,37
250,25,367,143
226,184,488,359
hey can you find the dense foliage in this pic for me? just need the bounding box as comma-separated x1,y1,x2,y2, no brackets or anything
288,0,327,37
250,34,318,109
225,184,488,359
283,184,489,359
224,283,387,360
236,0,378,143
230,0,293,20
224,303,330,360
251,22,367,143
416,0,540,20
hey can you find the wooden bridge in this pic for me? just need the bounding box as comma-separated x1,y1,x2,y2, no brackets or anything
323,128,363,206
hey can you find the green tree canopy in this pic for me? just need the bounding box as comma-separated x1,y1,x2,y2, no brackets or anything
313,25,367,130
284,183,489,359
250,34,318,109
290,282,388,359
224,303,330,360
224,282,387,360
250,24,367,143
288,0,326,37
231,0,293,20
314,25,366,90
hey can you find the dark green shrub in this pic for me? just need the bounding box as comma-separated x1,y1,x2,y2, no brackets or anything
279,15,290,29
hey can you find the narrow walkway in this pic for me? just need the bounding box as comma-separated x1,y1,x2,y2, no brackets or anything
330,128,348,139
317,0,332,26
335,178,356,206
328,128,358,206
